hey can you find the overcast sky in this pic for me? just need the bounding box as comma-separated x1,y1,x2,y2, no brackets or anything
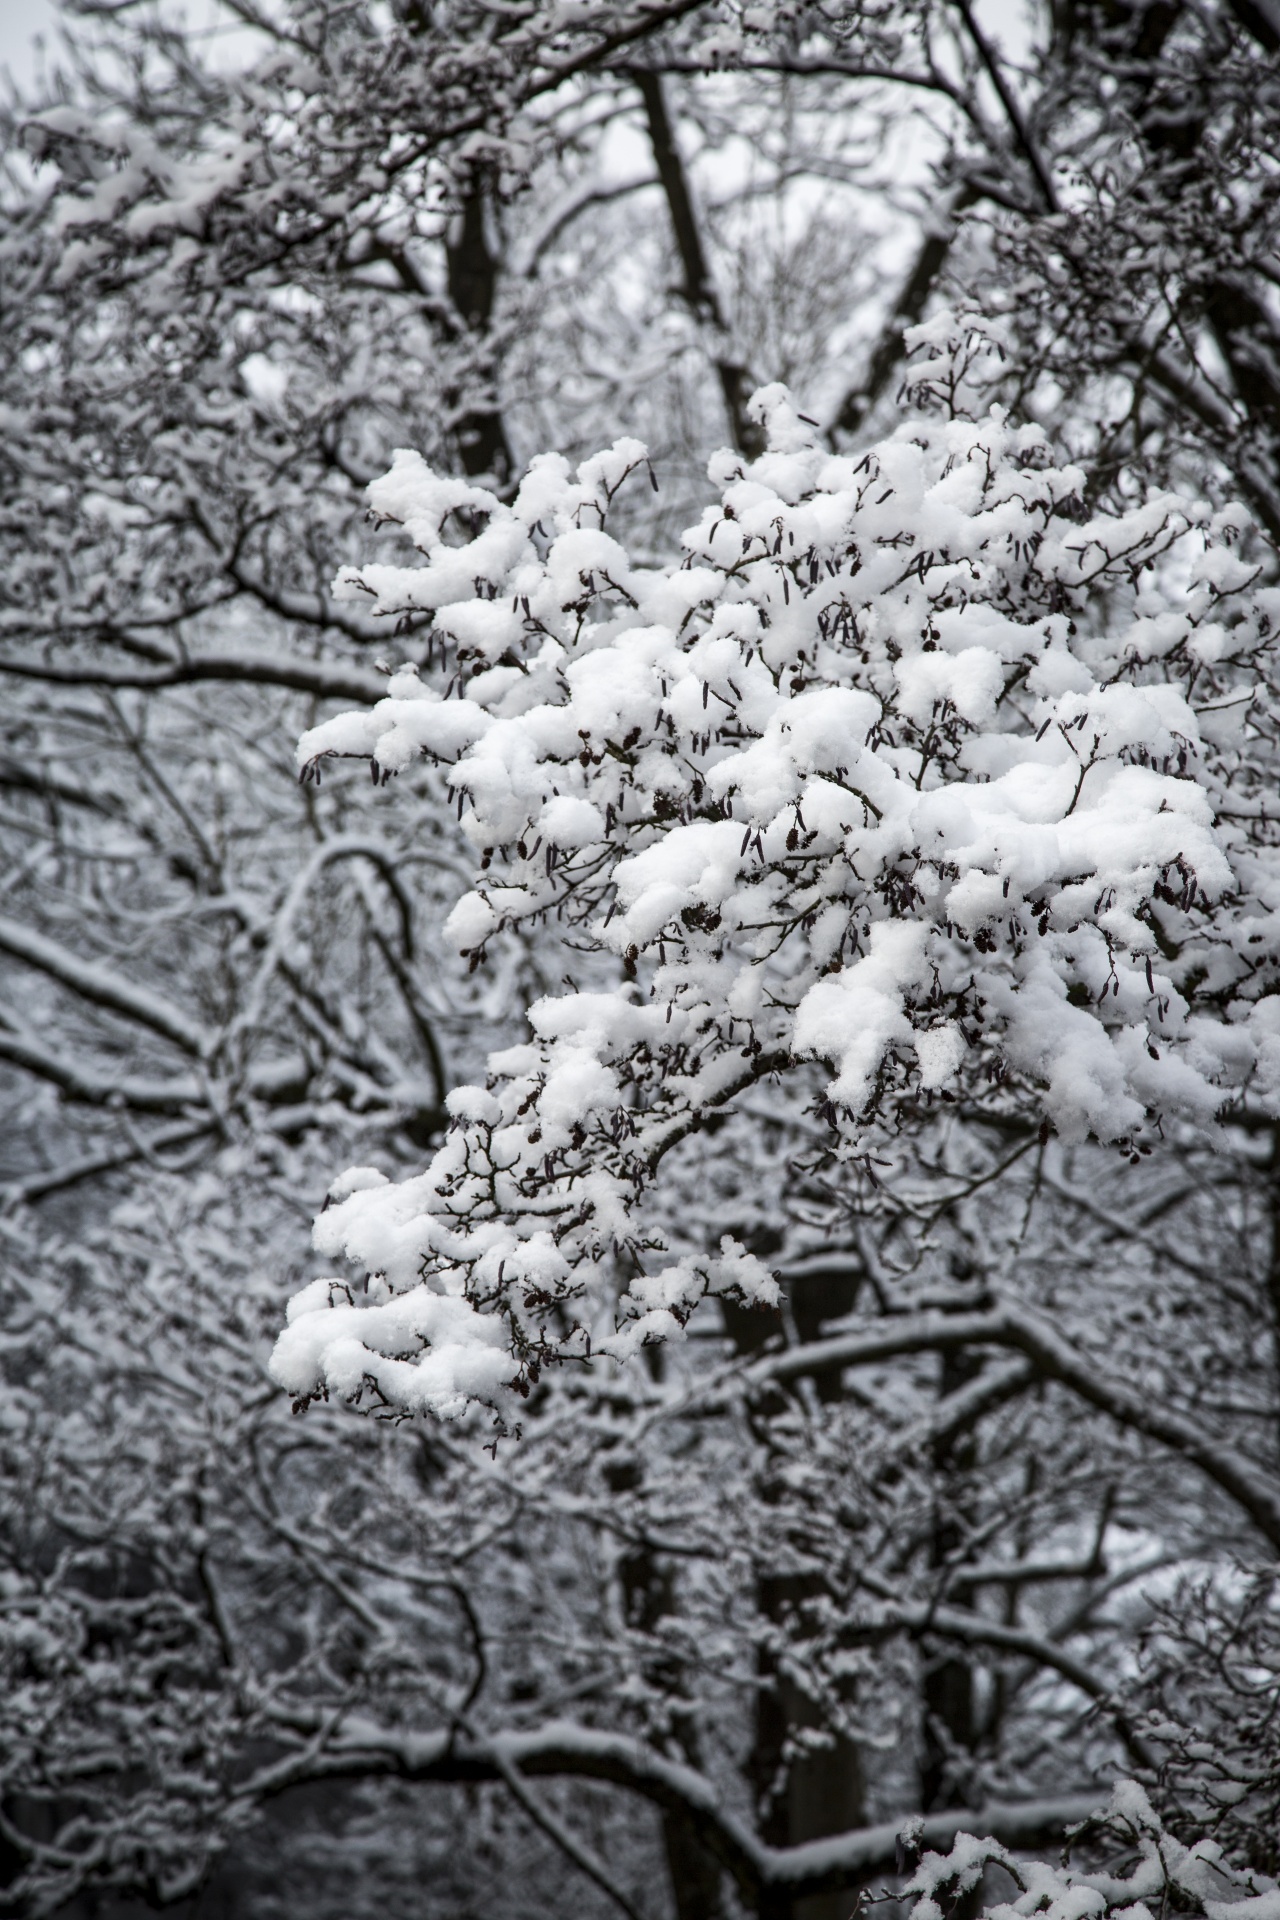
1,0,58,91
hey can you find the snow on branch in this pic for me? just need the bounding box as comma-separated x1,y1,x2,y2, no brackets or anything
895,1780,1275,1920
273,313,1280,1425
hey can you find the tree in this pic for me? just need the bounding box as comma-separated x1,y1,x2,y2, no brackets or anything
5,2,1280,1915
256,314,1280,1912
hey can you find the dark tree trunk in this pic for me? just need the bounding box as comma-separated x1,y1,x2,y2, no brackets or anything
445,176,515,489
632,69,763,459
920,1348,981,1813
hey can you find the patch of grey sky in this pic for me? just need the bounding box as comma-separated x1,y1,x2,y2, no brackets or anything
1,0,58,94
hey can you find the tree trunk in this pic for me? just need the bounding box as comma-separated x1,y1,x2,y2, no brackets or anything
445,176,515,489
921,1349,981,1813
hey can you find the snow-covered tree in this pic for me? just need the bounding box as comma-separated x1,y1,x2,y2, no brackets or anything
277,314,1279,1423
5,2,1280,1916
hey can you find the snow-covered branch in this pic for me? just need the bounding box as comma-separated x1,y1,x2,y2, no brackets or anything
255,1713,1102,1906
277,316,1280,1423
755,1304,1280,1550
0,649,386,706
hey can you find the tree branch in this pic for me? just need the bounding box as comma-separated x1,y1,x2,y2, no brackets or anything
754,1306,1280,1550
0,916,209,1056
0,1026,205,1112
951,0,1057,212
487,1744,645,1920
830,191,976,440
0,652,386,705
867,1602,1155,1768
254,1716,1100,1903
1,1122,216,1209
629,68,760,457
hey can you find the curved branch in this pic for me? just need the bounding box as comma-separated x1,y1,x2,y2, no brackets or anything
754,1306,1280,1550
868,1603,1155,1768
0,758,122,817
0,1021,311,1116
0,1027,204,1112
0,916,209,1055
251,1716,1100,1903
910,1356,1036,1454
228,836,418,1048
223,560,389,645
1,1121,216,1210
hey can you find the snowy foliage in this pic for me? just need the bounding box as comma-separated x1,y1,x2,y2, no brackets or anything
898,1782,1278,1920
276,316,1279,1423
1133,1575,1280,1877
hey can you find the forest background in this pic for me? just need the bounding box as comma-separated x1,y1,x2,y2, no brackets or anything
3,3,1280,1918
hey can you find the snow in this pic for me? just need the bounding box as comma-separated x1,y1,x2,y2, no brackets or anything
899,1778,1277,1920
915,1023,968,1090
793,923,928,1112
537,795,606,849
279,309,1276,1421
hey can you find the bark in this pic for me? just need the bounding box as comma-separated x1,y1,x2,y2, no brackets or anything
604,1455,726,1920
733,1263,867,1920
